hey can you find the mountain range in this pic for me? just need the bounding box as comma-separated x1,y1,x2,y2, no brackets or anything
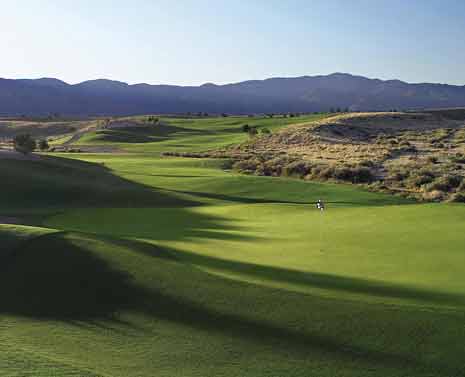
1,73,465,116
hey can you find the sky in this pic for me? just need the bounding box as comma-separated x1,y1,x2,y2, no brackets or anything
1,0,465,86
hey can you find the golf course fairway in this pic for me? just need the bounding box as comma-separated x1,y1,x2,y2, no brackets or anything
1,117,465,377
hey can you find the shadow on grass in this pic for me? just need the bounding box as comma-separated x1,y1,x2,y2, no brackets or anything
48,206,259,243
151,243,465,308
158,187,386,206
118,171,216,179
0,233,142,319
0,155,198,211
0,233,462,375
95,124,211,144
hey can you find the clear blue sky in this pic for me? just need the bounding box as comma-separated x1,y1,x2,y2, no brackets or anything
1,0,464,85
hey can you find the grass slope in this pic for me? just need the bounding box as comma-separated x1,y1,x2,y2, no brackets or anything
0,224,56,258
74,114,329,152
1,114,465,376
0,155,193,217
2,231,465,376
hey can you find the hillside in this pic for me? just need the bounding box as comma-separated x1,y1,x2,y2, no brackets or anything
220,110,465,202
2,73,465,116
1,113,465,376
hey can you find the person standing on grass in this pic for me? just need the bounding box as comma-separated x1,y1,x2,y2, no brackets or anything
316,199,325,212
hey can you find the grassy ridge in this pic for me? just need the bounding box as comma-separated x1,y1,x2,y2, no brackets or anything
0,224,56,258
61,154,408,206
0,156,194,216
75,114,329,152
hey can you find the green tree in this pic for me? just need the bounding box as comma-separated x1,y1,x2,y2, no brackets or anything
13,134,36,154
38,139,50,151
248,127,258,137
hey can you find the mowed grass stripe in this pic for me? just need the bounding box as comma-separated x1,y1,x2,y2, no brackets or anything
1,231,465,376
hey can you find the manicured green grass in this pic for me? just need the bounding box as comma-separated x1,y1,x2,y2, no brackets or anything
46,178,465,309
2,223,465,376
75,114,329,152
0,224,56,257
2,114,465,376
0,155,193,217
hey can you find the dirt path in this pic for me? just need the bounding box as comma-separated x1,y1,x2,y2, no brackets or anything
62,123,101,145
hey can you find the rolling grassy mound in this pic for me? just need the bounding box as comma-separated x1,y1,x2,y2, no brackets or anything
0,155,193,216
0,224,57,258
71,114,329,153
2,224,465,376
2,114,465,376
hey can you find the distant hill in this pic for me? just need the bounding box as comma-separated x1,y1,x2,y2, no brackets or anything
1,73,465,116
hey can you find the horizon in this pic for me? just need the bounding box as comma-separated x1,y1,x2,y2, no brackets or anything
4,72,465,87
1,0,465,86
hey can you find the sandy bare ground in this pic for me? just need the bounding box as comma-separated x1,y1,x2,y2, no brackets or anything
311,112,465,142
0,120,95,140
105,120,149,129
227,111,465,179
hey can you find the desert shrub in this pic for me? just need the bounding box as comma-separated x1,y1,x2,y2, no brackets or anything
359,160,375,167
427,156,439,164
388,171,407,182
407,169,435,187
450,153,465,164
445,174,464,188
315,165,374,183
162,151,181,157
282,161,312,177
368,181,390,192
318,166,337,180
308,165,324,179
346,167,375,183
449,192,465,203
422,190,446,202
232,158,261,173
333,167,354,181
398,145,417,153
254,164,266,176
425,175,463,193
458,181,465,191
221,159,234,170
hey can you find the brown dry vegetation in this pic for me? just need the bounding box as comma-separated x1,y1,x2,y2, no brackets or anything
197,111,465,202
0,119,96,141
